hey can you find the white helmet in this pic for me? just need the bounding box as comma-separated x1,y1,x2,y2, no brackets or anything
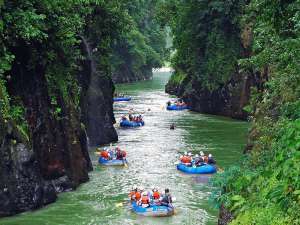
184,151,188,155
208,154,212,158
139,187,144,191
200,151,204,156
188,152,192,156
195,154,199,157
133,185,137,190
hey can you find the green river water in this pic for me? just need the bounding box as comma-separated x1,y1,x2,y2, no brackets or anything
1,72,249,225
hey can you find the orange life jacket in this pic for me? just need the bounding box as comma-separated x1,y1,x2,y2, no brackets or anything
141,195,149,204
135,192,141,201
129,191,136,200
101,151,109,159
153,191,160,200
181,156,191,163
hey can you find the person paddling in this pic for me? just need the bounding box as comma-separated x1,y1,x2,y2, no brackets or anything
208,154,216,165
161,188,173,207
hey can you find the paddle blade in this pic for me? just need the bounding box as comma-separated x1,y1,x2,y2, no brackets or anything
115,203,123,207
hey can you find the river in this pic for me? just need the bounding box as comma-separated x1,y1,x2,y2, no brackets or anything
1,72,248,225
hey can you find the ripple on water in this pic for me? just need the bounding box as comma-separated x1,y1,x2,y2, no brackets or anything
0,72,248,225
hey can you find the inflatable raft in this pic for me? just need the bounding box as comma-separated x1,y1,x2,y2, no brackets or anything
177,163,216,174
113,97,131,102
120,120,145,127
167,105,189,111
131,201,174,217
98,157,127,166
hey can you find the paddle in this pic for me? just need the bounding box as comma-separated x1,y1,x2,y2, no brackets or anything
123,158,128,168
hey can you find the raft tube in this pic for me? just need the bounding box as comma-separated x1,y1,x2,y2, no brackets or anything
120,120,145,127
113,97,131,102
131,201,174,217
167,105,189,111
177,163,217,174
98,157,127,166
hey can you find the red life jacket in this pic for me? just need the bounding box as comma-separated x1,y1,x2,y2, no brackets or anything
153,191,160,200
181,156,191,163
101,151,109,159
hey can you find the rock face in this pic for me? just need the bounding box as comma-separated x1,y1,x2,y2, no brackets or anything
0,120,56,217
166,71,264,120
79,36,118,146
112,65,153,84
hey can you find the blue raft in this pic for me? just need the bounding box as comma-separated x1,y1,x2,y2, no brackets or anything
98,157,127,166
120,120,145,128
177,163,217,174
113,97,131,102
131,201,174,217
167,105,189,111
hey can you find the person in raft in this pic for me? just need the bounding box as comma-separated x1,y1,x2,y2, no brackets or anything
180,152,192,165
139,191,151,208
116,147,126,160
99,146,126,161
161,188,173,207
129,186,141,202
207,154,216,165
151,187,161,204
194,154,204,166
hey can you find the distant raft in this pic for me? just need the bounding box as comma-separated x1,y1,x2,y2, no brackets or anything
113,97,132,102
98,157,127,166
177,163,217,174
131,201,174,217
120,120,145,127
167,105,189,111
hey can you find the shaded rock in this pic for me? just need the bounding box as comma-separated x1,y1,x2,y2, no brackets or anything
112,65,153,84
79,36,118,146
0,120,57,217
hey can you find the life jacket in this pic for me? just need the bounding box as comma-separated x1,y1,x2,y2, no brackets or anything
135,192,141,201
181,156,191,163
101,151,109,159
141,195,150,204
129,191,136,200
153,191,160,200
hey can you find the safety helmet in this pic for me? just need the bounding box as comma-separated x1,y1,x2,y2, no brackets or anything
200,151,204,156
133,185,137,190
195,154,199,157
188,152,192,156
139,187,144,191
184,151,187,155
208,154,212,158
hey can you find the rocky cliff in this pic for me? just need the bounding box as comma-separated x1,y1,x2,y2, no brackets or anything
0,1,119,216
79,37,118,146
166,68,266,120
112,65,153,84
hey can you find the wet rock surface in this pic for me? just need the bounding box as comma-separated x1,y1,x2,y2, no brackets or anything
0,121,57,217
